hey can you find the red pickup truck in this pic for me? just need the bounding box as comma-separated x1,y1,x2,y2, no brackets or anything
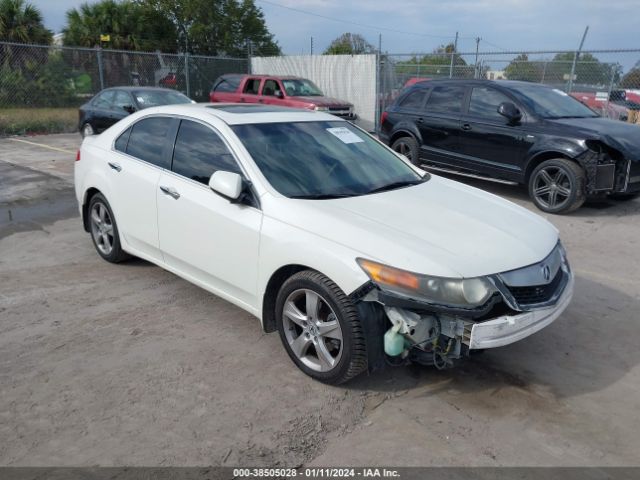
210,74,356,120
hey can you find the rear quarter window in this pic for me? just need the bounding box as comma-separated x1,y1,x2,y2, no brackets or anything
398,90,427,110
125,117,173,168
213,76,242,92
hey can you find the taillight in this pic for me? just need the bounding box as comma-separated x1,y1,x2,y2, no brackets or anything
380,111,388,126
76,150,81,161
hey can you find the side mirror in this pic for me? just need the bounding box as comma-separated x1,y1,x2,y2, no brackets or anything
209,171,243,201
497,102,522,123
123,105,136,114
276,91,284,99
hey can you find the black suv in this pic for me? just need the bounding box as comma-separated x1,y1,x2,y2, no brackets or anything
380,79,640,213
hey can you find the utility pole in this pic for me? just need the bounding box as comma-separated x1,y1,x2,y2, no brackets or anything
568,25,589,93
474,37,481,79
449,31,458,79
310,37,313,55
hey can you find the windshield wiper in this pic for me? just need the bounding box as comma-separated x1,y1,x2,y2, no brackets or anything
366,178,427,195
290,193,358,200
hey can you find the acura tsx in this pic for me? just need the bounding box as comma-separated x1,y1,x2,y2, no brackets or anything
74,104,573,384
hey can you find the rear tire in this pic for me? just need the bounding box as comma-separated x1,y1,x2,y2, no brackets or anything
391,136,420,166
275,270,367,384
529,158,586,214
81,123,94,138
87,193,129,263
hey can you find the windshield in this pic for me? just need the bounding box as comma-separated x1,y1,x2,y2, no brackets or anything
232,121,425,199
133,90,192,108
508,85,599,119
282,79,324,97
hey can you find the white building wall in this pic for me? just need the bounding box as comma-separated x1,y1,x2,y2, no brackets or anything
251,54,377,129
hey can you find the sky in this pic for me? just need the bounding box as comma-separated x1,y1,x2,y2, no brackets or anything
32,0,640,69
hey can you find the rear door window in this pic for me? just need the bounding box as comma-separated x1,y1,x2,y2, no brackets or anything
398,90,427,110
243,78,261,95
425,85,466,113
171,120,241,185
125,117,173,168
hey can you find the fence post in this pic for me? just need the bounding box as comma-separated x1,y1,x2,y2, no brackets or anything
541,61,547,83
449,31,458,79
185,52,191,98
605,67,617,118
375,34,382,134
246,39,252,74
96,46,105,91
568,26,589,93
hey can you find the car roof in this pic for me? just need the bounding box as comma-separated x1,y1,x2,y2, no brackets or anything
101,86,184,93
140,103,339,125
220,74,304,80
410,78,551,90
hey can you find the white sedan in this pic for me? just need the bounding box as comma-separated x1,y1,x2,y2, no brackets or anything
74,104,573,384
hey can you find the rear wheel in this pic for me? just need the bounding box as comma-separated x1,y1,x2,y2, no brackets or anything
275,270,367,384
391,136,420,166
81,123,94,138
88,193,129,263
529,159,586,214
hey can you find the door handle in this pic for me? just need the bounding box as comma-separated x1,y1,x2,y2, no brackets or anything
416,117,424,123
461,123,472,131
159,185,180,200
108,162,122,172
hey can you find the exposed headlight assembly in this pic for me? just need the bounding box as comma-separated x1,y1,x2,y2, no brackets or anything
357,258,497,308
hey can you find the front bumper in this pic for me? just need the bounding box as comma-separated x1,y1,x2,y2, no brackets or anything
469,271,574,349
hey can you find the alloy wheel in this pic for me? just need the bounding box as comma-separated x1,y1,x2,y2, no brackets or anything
532,166,573,210
83,123,94,137
393,140,413,162
90,201,114,255
282,289,343,372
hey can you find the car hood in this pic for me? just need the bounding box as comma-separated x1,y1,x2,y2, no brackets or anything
291,96,352,107
549,117,640,162
271,175,559,279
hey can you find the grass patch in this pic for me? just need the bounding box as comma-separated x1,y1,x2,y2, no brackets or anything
0,108,78,136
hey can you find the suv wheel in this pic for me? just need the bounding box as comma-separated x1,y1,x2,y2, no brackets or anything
275,270,367,384
88,193,129,263
81,123,94,138
391,136,420,166
529,159,586,214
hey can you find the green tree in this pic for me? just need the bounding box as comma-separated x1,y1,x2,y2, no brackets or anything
504,54,544,82
620,68,640,89
324,33,375,55
138,0,280,56
63,0,177,52
0,0,52,44
545,52,619,86
395,43,471,79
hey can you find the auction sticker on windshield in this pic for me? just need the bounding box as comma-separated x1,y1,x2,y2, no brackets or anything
327,127,364,144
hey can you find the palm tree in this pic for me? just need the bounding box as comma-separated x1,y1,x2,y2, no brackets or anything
0,0,52,44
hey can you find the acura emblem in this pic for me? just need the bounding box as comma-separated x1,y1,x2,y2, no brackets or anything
542,264,551,282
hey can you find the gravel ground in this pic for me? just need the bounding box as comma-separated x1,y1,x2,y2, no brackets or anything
1,134,639,467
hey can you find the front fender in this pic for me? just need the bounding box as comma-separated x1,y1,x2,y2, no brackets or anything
525,137,588,165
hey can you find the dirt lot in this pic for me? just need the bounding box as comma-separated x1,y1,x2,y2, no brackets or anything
1,134,639,467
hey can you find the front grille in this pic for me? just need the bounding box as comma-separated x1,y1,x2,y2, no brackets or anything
506,268,564,306
328,107,353,117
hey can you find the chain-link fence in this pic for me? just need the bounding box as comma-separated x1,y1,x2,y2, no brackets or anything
379,49,640,128
2,40,639,134
0,41,248,108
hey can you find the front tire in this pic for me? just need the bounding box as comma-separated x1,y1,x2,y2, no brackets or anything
391,136,420,166
529,158,586,214
275,271,367,384
88,193,129,263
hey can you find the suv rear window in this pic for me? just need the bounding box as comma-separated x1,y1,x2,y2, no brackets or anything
398,90,426,110
425,85,466,113
213,76,242,92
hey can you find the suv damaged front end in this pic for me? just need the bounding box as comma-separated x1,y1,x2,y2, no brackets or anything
352,242,573,369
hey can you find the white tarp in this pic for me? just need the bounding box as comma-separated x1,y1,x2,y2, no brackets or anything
251,54,377,129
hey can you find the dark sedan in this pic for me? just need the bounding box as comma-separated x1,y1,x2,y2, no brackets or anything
79,87,193,137
380,79,640,214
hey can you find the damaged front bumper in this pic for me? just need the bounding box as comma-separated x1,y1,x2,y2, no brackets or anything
469,271,573,349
